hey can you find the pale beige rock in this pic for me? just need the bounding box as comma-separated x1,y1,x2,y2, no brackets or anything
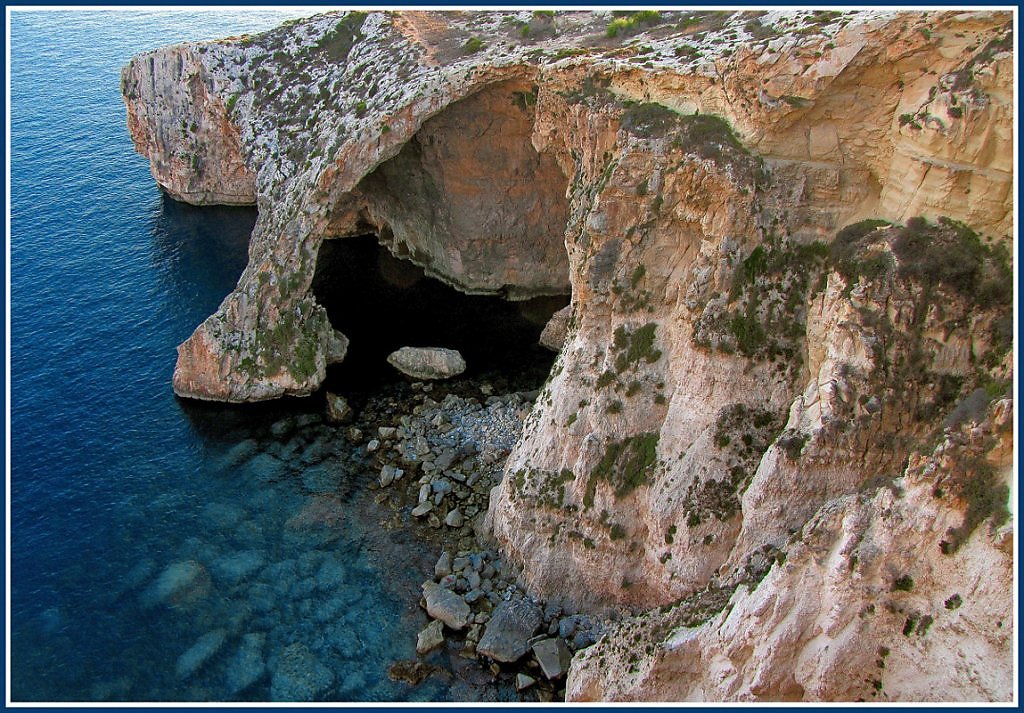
387,347,466,380
122,10,1012,403
539,305,571,351
567,410,1014,702
124,10,1014,702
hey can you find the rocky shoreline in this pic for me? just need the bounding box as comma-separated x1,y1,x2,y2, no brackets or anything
334,373,606,702
121,9,1014,701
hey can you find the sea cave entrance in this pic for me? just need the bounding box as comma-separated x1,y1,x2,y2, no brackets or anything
312,76,573,395
312,235,569,394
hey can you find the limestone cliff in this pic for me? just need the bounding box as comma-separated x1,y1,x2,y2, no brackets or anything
123,9,1014,701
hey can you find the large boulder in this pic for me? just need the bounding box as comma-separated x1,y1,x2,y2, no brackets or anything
416,619,445,655
387,347,466,380
476,598,542,663
421,581,471,630
539,305,571,351
532,637,571,679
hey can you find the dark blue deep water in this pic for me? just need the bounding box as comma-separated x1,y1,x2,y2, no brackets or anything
9,10,465,702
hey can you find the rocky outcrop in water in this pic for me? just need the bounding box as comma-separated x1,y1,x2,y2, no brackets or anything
124,9,1014,702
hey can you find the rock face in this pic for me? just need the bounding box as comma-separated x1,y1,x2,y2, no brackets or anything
386,347,467,380
123,10,1012,404
125,9,1014,702
567,400,1014,702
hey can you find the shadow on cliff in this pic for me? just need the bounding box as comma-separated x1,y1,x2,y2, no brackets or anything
313,234,568,396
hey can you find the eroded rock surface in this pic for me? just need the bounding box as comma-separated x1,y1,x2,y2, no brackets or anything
124,9,1014,702
387,347,467,380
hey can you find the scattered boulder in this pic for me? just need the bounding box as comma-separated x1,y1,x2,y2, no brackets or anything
387,347,466,380
325,329,349,365
476,598,543,663
224,632,266,695
175,629,227,679
411,502,433,518
416,619,445,655
379,465,398,488
516,673,537,691
434,551,452,579
270,643,334,701
532,637,571,680
325,393,354,424
539,305,571,351
445,509,464,528
422,581,471,630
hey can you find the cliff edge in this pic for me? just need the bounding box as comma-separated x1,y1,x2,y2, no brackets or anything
123,10,1014,701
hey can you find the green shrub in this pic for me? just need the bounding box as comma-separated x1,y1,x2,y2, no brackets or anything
612,322,662,373
316,12,367,63
891,575,914,592
607,10,662,38
620,102,680,138
944,459,1010,552
586,432,660,504
778,431,808,460
463,36,484,53
829,219,894,285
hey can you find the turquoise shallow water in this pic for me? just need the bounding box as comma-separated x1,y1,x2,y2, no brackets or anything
8,10,470,701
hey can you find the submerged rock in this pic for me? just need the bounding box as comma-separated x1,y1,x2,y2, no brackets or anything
270,642,333,701
388,660,439,686
147,560,210,607
224,632,266,695
476,598,542,663
176,629,227,679
387,347,466,380
211,550,265,586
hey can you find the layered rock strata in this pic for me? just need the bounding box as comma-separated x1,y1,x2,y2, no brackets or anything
124,9,1014,701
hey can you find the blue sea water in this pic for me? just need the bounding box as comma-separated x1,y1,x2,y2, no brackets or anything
8,10,473,702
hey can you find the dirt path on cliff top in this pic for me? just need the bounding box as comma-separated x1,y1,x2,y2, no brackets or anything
393,12,453,66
